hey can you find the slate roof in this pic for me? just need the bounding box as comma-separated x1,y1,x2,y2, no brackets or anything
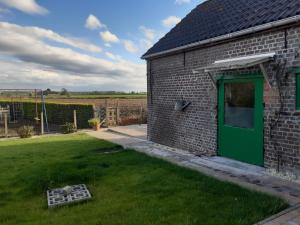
143,0,300,58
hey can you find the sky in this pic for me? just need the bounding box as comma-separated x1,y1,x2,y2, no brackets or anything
0,0,201,92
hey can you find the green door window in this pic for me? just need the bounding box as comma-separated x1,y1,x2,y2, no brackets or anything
224,82,255,129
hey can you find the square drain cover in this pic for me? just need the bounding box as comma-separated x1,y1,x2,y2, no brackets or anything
47,184,92,208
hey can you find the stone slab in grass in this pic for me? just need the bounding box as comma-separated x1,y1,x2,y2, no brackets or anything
47,184,92,208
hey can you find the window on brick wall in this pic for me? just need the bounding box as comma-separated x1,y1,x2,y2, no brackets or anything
297,73,300,110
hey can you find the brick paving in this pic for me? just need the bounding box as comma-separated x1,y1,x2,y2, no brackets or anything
86,127,300,225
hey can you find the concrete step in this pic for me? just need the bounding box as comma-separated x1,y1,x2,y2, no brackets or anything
189,157,266,177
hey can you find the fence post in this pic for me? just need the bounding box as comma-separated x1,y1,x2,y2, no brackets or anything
4,112,8,138
116,99,120,126
93,105,97,118
73,110,77,130
105,99,109,127
139,105,143,125
41,112,44,135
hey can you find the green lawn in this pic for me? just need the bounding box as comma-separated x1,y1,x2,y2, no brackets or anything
0,134,287,225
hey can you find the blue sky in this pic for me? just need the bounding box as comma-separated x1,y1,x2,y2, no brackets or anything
0,0,201,91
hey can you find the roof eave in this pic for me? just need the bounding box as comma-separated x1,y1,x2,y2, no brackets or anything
142,15,300,60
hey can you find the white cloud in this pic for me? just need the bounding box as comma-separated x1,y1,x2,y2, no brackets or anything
105,52,117,60
122,40,139,54
85,14,106,30
140,39,154,51
139,26,156,41
138,26,165,53
0,22,102,53
162,16,181,28
105,52,122,61
0,60,146,91
100,30,120,43
118,26,164,55
98,26,157,54
175,0,191,5
0,0,48,15
0,22,146,91
0,32,138,77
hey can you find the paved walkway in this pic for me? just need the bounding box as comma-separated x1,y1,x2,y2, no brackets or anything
255,204,300,225
86,127,300,225
107,124,147,140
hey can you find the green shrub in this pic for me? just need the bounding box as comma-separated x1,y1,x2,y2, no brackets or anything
61,122,77,134
88,118,100,127
17,126,34,138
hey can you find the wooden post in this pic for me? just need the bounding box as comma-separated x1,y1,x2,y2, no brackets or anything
93,105,97,118
116,99,120,126
73,110,77,130
4,112,8,138
35,89,38,125
139,105,143,125
105,99,109,127
41,112,44,135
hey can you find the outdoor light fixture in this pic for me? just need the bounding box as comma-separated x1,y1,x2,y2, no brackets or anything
175,98,191,112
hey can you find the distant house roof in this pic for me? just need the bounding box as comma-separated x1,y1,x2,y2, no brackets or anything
143,0,300,59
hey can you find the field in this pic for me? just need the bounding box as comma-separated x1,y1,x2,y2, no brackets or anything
0,134,287,225
0,93,147,108
46,93,147,99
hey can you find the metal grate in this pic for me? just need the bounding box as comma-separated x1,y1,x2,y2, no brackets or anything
47,184,92,208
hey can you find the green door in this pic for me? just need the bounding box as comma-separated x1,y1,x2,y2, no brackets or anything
218,76,264,166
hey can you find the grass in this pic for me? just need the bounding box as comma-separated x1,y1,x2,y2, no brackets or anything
0,134,287,225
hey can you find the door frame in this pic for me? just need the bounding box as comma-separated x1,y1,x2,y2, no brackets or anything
217,73,264,166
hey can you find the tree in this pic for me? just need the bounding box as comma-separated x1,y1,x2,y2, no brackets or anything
43,88,52,96
60,88,70,96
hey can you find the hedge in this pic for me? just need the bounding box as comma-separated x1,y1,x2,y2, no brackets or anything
0,101,94,129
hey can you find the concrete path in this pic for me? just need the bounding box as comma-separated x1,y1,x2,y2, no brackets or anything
86,127,300,225
107,124,147,140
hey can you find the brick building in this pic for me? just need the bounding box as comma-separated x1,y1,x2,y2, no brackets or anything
142,0,300,175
